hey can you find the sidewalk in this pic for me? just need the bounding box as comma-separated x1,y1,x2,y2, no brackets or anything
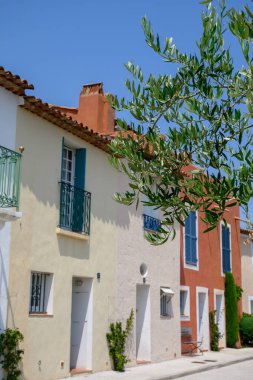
60,348,253,380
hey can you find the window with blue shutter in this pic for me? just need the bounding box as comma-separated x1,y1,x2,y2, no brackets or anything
185,211,198,266
59,141,90,235
222,224,231,273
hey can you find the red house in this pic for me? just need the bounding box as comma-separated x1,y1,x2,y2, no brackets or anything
180,204,242,353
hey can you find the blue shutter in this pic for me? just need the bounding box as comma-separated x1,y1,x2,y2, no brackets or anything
185,211,197,266
185,215,192,264
222,225,231,273
60,137,65,181
74,149,86,190
72,149,86,232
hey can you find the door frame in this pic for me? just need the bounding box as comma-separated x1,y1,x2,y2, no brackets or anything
196,286,210,351
70,277,93,371
136,284,151,362
214,289,226,348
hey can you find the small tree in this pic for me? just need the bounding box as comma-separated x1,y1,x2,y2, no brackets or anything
0,328,24,380
225,272,239,347
106,310,134,372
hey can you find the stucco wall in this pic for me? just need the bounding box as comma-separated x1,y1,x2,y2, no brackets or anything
8,107,118,380
0,87,23,331
240,235,253,313
116,174,181,364
180,205,242,349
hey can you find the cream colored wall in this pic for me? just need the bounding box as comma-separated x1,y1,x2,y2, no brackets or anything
8,108,118,380
241,234,253,313
115,173,181,364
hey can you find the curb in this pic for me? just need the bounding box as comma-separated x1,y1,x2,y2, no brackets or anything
156,355,253,380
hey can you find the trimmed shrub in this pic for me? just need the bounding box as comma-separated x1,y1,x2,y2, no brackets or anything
225,272,239,347
240,314,253,345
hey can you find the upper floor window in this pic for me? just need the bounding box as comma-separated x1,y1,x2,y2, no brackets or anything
221,223,231,274
59,139,91,235
184,211,198,267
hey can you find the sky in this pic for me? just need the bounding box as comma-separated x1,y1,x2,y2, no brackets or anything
0,0,252,221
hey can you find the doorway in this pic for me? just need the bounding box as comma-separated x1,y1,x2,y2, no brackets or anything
136,284,151,362
214,290,226,348
70,277,92,371
196,287,209,351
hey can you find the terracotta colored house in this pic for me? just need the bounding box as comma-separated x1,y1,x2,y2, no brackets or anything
180,205,242,353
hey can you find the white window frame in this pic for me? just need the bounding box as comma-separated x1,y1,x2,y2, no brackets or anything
183,211,199,271
180,285,190,321
248,296,253,314
160,287,173,317
220,221,232,277
62,146,75,185
29,272,54,315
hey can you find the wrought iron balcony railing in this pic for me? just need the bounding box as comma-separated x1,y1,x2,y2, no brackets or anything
0,145,21,209
59,182,91,235
143,214,161,232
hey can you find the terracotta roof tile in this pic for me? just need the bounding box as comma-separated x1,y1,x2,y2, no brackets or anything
0,66,34,95
22,96,111,153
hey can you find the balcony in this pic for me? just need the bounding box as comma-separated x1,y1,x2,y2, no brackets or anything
0,145,21,209
143,214,161,232
59,182,91,236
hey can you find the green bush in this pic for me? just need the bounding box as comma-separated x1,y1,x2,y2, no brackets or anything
225,272,239,347
106,310,134,372
0,328,24,380
240,314,253,345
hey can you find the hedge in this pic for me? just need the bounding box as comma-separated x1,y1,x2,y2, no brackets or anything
225,272,239,347
240,314,253,345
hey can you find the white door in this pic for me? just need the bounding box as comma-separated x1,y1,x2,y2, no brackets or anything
197,288,209,351
70,290,89,369
136,285,151,361
215,292,226,348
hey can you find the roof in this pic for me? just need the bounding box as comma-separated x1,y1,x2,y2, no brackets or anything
0,66,34,95
240,228,253,236
22,96,111,153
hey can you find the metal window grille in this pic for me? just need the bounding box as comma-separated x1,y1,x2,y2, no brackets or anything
0,145,21,208
30,273,48,313
143,214,161,232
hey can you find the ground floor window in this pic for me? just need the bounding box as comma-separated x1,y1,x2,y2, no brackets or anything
160,287,174,317
180,286,190,320
29,272,53,314
248,296,253,315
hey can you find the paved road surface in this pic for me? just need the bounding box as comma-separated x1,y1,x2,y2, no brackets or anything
179,359,253,380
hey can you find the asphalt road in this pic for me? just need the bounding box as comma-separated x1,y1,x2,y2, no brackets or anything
180,359,253,380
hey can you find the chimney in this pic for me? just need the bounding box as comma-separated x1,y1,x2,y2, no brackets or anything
75,82,115,135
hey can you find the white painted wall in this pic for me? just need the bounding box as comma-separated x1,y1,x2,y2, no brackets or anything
0,87,22,331
116,173,181,365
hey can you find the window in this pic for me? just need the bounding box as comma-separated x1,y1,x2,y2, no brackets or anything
29,272,53,314
160,287,174,317
248,297,253,314
180,286,190,320
59,139,91,235
184,211,198,267
221,223,231,274
143,190,161,232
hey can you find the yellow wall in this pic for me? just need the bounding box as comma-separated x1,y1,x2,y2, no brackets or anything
8,107,118,379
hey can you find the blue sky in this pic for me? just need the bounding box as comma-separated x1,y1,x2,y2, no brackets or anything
0,0,245,105
1,0,252,221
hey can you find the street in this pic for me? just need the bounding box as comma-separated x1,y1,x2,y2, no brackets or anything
180,359,253,380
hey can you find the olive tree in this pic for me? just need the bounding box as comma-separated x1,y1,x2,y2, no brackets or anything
109,0,253,244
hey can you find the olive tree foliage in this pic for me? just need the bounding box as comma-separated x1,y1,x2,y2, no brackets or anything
109,0,253,245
